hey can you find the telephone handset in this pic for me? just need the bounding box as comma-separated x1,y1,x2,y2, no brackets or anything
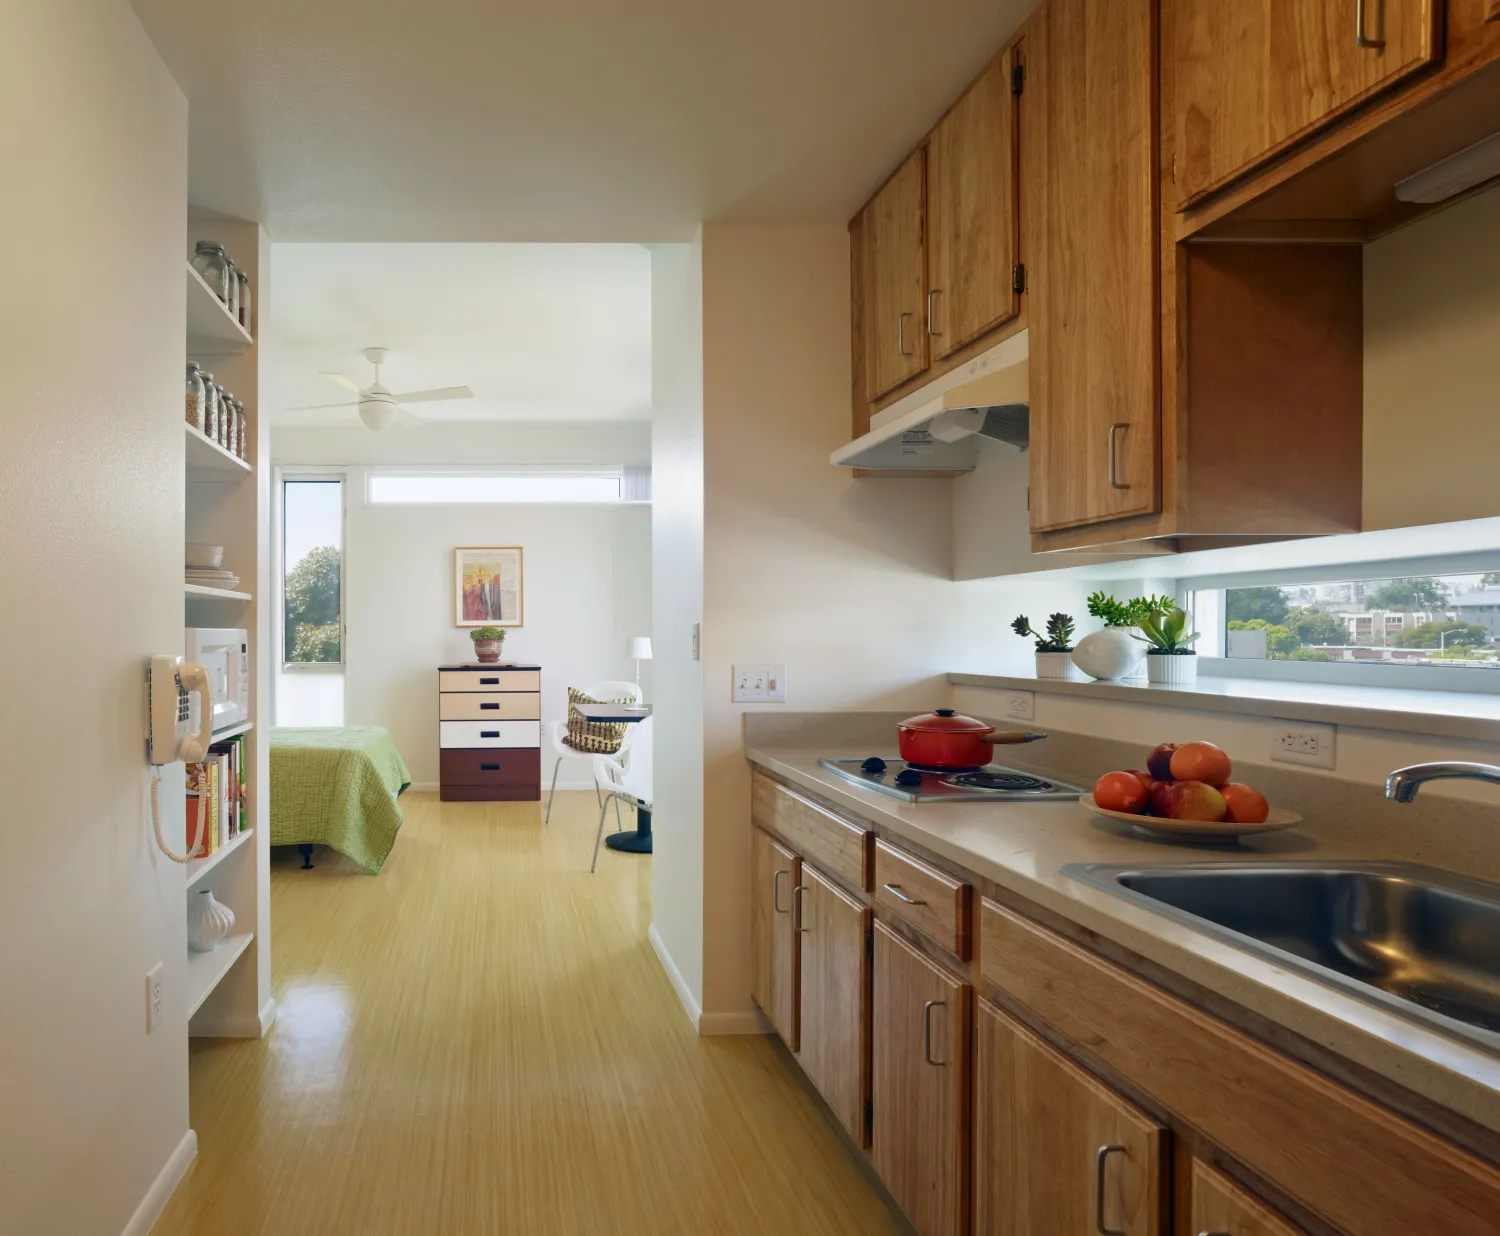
147,655,215,864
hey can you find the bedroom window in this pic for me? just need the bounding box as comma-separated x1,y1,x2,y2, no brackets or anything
365,468,628,504
282,478,344,667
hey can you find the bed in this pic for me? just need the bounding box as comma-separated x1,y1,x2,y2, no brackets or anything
269,726,412,873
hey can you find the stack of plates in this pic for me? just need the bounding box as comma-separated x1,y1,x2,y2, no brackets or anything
186,568,241,590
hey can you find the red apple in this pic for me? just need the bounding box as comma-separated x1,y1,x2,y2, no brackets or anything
1125,768,1157,795
1146,743,1179,782
1094,771,1150,815
1170,741,1233,787
1164,780,1227,822
1149,781,1175,818
1221,783,1270,824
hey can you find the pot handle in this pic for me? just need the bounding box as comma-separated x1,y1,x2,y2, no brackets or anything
982,730,1047,744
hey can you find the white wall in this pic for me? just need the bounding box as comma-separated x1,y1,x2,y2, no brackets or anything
271,427,652,788
0,3,193,1233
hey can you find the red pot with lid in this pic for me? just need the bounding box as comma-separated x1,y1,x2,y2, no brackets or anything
896,709,1046,770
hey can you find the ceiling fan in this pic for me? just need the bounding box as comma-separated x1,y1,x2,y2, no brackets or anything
286,346,473,431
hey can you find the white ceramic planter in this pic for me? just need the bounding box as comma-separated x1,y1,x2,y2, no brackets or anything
1035,651,1086,681
1146,651,1199,685
1071,628,1146,681
187,889,236,953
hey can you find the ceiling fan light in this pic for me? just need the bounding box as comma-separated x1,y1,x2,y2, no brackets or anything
359,399,397,431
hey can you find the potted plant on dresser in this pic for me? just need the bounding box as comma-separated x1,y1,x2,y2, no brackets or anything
1012,613,1083,680
1134,600,1201,684
470,626,506,664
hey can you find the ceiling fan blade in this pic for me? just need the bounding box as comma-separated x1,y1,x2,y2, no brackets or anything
393,404,425,429
390,385,473,404
285,400,359,411
321,371,365,394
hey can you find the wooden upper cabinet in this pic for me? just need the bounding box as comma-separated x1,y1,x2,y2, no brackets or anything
871,922,970,1236
859,149,929,401
927,46,1020,360
1191,1161,1309,1236
1174,0,1443,208
1026,0,1161,533
974,998,1166,1236
750,827,799,1051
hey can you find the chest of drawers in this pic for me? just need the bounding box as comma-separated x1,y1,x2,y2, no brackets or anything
437,664,541,801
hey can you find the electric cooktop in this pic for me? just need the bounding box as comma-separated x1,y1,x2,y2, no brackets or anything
818,756,1085,804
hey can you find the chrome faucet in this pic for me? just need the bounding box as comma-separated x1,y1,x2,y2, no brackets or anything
1385,762,1500,803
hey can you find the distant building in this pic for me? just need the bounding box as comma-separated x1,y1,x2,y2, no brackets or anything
1339,609,1449,647
1454,589,1500,639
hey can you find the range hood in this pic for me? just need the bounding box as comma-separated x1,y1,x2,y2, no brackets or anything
831,332,1030,472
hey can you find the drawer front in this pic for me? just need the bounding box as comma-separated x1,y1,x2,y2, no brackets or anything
439,692,540,721
751,771,872,891
439,720,540,749
440,669,541,693
440,748,540,787
874,839,970,959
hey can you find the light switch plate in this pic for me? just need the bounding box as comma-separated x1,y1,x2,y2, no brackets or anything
733,664,787,703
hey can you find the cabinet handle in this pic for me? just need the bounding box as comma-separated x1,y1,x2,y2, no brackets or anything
480,763,500,771
480,702,500,710
1355,0,1386,48
921,999,947,1065
897,311,915,357
882,882,927,906
480,677,500,684
480,730,500,738
773,868,790,914
792,884,810,932
927,289,943,336
1107,422,1130,490
1198,1231,1231,1236
1094,1145,1126,1236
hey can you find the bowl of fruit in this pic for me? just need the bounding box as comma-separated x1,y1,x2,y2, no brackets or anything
1083,742,1301,842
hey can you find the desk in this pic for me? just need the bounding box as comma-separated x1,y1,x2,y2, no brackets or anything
574,704,652,854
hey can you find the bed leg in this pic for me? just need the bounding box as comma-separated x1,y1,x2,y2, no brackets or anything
298,844,315,870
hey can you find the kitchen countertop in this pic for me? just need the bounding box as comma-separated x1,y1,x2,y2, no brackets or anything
747,741,1500,1139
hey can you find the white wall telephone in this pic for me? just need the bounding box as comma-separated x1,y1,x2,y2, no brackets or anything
147,655,215,864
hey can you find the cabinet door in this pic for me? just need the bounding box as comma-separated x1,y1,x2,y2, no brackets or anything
1174,1,1441,208
974,998,1165,1236
927,46,1020,359
1191,1161,1308,1236
795,864,870,1144
750,827,799,1050
861,149,929,400
871,921,970,1236
1026,0,1160,533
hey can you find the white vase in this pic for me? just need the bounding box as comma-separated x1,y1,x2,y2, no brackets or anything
1071,628,1146,681
1146,651,1199,685
1035,651,1085,681
187,889,235,953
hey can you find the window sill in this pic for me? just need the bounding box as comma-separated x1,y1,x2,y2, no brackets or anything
948,671,1500,744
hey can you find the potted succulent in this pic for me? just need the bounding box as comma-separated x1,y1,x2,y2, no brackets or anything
469,625,506,664
1011,613,1084,680
1071,591,1167,682
1134,601,1201,684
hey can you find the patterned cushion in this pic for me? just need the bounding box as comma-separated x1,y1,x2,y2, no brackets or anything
564,687,632,754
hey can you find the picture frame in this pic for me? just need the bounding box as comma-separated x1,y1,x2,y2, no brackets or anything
454,546,524,628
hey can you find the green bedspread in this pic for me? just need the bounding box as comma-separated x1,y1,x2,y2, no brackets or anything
269,726,412,874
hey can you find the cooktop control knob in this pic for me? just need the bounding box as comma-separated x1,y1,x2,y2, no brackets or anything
894,768,924,788
861,757,887,774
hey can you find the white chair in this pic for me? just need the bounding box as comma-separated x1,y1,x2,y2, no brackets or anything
591,715,652,873
545,680,643,824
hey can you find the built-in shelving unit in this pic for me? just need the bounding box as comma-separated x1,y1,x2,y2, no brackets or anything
213,720,254,742
185,932,255,1018
185,583,253,601
186,828,255,890
186,261,253,353
186,422,251,474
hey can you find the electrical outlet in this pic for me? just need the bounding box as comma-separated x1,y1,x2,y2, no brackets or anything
1271,721,1336,770
1002,689,1035,722
146,962,163,1034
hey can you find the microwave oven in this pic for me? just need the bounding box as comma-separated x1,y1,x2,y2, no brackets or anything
184,627,250,733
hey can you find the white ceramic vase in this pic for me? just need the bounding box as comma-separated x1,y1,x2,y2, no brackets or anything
187,888,235,953
1035,651,1086,681
1146,651,1199,685
1071,628,1146,681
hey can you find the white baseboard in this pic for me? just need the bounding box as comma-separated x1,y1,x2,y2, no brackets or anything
189,997,276,1040
699,1009,770,1036
259,996,278,1035
121,1129,196,1236
648,923,701,1030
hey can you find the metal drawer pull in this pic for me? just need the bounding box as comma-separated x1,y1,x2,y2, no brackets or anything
480,676,499,684
1107,422,1129,489
1198,1231,1231,1236
480,702,500,710
922,1000,946,1066
793,884,810,932
1094,1144,1126,1236
1355,0,1385,48
927,288,943,336
773,868,790,914
480,763,500,771
882,882,927,906
480,731,500,738
897,311,915,357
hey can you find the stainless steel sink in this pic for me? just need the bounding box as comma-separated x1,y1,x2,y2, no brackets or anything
1063,861,1500,1051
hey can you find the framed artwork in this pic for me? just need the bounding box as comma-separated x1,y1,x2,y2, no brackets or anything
454,546,524,627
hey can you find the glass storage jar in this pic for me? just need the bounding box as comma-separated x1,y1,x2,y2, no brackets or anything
214,385,230,447
233,401,247,459
192,242,230,302
236,270,252,333
202,376,220,442
224,258,240,322
185,362,206,431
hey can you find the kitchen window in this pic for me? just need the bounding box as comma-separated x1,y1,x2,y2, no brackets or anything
365,467,644,505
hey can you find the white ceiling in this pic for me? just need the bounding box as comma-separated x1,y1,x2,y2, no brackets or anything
266,243,652,425
130,0,1032,241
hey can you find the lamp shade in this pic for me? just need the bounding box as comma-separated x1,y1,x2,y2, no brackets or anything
627,636,653,661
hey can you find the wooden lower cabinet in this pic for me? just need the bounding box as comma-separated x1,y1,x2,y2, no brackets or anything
795,864,870,1144
750,826,799,1050
1191,1160,1307,1236
872,921,970,1236
974,998,1166,1235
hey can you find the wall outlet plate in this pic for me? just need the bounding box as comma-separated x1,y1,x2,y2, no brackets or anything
733,664,787,704
1001,689,1035,722
146,962,163,1034
1271,720,1336,770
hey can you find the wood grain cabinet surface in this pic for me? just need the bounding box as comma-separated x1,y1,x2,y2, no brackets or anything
1173,0,1442,208
750,826,800,1051
857,149,929,402
871,921,970,1236
1190,1160,1308,1236
437,665,541,801
974,997,1166,1236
